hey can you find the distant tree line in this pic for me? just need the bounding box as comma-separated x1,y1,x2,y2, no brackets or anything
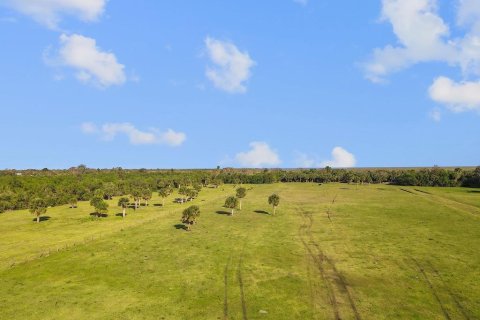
0,165,478,214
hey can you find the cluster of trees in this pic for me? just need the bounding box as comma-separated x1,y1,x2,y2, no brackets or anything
0,165,478,215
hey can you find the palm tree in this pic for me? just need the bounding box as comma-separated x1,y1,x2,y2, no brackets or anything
118,197,129,218
158,187,172,207
224,196,239,216
131,189,142,209
178,186,188,203
236,187,247,210
90,197,109,217
181,205,200,231
29,198,47,223
69,196,78,209
142,188,152,206
268,194,280,215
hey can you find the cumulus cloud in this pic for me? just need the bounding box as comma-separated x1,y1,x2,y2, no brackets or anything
319,147,356,168
365,0,480,113
235,142,281,167
205,37,255,93
1,0,107,29
81,122,186,147
50,34,126,87
429,76,480,112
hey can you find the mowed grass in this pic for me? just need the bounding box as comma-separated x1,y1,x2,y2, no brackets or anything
0,183,478,319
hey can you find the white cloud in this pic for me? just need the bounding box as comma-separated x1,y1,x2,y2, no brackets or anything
52,34,126,87
205,37,255,93
365,0,456,82
1,0,107,29
365,0,480,114
320,147,356,168
294,152,316,168
82,122,186,147
80,122,98,134
429,76,480,112
428,108,442,122
235,142,281,167
293,0,308,6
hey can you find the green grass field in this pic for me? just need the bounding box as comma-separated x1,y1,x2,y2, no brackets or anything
0,183,479,319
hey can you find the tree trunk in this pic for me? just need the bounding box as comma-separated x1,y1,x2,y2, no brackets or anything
162,198,165,207
239,200,242,210
37,215,40,223
122,208,126,218
231,208,234,216
273,206,276,215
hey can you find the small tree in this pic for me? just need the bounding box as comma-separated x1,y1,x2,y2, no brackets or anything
224,196,239,216
29,198,47,223
268,194,280,215
141,188,152,206
118,197,129,218
103,182,117,200
186,188,198,201
131,189,142,209
69,196,78,209
181,205,200,231
179,186,189,203
90,197,109,217
158,187,172,207
236,187,247,210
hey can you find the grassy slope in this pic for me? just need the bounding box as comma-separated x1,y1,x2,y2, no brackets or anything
0,183,478,319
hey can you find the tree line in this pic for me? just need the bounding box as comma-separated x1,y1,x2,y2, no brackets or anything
0,165,478,214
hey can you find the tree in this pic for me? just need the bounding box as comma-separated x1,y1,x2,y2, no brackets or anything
186,188,198,201
236,187,247,210
131,189,142,209
224,196,239,216
69,196,78,209
181,205,200,231
268,194,280,215
29,198,47,223
178,186,189,203
141,188,152,206
158,187,172,207
90,197,109,217
118,197,129,218
103,182,117,200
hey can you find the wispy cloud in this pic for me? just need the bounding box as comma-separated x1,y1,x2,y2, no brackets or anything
1,0,107,29
81,122,186,147
205,37,255,93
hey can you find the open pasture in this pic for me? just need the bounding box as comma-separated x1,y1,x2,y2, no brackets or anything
0,183,478,319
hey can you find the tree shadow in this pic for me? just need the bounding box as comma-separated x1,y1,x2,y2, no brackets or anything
32,216,51,222
254,210,269,215
216,210,231,215
174,224,187,230
468,190,480,193
115,213,126,217
153,203,163,207
89,212,108,218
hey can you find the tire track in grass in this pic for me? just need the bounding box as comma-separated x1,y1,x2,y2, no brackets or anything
298,192,362,320
299,206,345,320
223,255,232,320
411,258,452,320
237,255,248,320
426,261,471,320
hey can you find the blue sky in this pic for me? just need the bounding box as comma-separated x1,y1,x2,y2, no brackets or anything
0,0,479,169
